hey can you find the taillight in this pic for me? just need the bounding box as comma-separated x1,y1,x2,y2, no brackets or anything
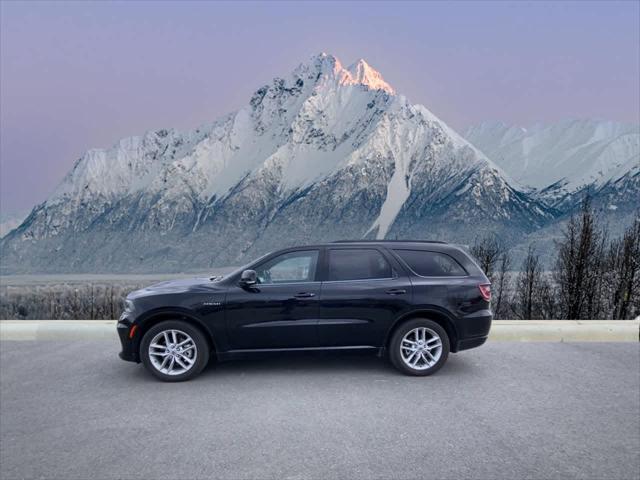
478,284,491,302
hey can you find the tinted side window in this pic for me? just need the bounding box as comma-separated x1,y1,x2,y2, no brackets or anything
255,250,319,284
328,249,393,281
394,250,467,277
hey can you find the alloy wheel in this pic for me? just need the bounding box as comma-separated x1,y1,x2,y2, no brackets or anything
400,327,443,370
148,329,198,376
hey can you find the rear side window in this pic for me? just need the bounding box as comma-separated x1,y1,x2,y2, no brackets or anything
394,250,467,277
328,249,393,281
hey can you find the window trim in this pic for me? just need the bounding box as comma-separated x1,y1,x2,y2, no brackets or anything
252,249,321,285
324,247,397,283
391,249,469,278
322,276,398,284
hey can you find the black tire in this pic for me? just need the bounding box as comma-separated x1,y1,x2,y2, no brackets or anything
389,318,450,376
140,320,210,382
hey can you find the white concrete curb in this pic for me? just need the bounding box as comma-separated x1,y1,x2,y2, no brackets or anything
0,320,638,342
0,320,117,341
488,320,639,342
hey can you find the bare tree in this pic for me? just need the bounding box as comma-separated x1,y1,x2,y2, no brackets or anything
0,281,146,320
492,251,511,319
607,216,640,319
471,234,518,319
585,231,607,319
538,275,558,320
554,197,605,319
511,245,549,319
471,234,502,279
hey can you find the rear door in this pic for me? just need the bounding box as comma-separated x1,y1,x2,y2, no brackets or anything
317,247,412,347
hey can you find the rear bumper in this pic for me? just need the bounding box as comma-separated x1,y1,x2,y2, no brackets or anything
455,335,488,351
452,310,492,352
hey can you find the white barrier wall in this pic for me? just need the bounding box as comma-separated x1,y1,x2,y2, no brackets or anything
1,320,638,342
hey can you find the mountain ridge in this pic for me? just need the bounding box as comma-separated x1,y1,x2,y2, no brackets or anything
0,54,581,273
464,119,639,209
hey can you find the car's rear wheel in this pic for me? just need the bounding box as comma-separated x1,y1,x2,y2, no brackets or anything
389,318,450,376
140,321,209,382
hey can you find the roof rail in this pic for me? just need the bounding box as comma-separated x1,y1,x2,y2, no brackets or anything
332,239,448,244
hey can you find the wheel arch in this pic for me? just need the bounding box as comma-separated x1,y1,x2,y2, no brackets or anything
386,309,459,353
135,309,218,359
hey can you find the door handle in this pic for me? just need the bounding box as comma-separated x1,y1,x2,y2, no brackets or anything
385,288,406,295
294,292,316,298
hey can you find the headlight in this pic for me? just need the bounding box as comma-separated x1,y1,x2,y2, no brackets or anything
123,299,134,312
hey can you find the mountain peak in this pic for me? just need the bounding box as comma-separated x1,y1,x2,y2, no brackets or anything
346,58,395,94
302,53,395,95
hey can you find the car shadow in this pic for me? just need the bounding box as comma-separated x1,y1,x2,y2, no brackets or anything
205,351,389,376
199,350,477,379
114,350,477,383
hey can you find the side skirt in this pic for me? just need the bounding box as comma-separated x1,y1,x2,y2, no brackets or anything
217,345,382,362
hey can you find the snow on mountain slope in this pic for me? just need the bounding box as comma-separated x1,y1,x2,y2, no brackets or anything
464,119,640,200
0,212,27,239
1,53,553,273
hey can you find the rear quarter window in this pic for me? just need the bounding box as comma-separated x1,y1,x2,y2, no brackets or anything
393,249,467,277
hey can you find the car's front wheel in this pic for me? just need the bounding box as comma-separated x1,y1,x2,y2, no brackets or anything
140,321,210,382
389,318,450,376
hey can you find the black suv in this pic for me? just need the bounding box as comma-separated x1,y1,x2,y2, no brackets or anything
118,241,492,381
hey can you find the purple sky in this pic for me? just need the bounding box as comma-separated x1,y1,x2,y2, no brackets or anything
1,0,638,213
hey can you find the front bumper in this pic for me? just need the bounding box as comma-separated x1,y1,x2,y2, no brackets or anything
117,314,140,363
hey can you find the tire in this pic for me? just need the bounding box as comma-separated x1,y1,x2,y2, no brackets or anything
389,318,450,376
140,320,210,382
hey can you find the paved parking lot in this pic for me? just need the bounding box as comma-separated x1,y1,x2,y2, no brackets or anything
1,339,638,480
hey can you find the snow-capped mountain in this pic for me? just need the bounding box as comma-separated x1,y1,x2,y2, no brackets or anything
464,119,639,209
0,212,27,239
1,53,554,273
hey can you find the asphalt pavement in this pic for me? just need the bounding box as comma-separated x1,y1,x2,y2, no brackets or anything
1,339,638,480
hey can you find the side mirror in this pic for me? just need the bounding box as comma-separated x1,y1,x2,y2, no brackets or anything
240,269,257,286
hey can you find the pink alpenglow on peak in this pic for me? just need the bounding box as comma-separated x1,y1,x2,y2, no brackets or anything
347,58,396,95
310,53,396,95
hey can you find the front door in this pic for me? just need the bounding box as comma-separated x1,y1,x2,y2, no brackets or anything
225,249,321,350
